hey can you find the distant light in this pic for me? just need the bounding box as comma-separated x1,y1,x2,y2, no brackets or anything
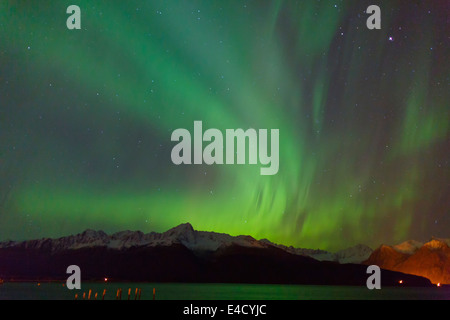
104,278,108,282
437,283,441,287
399,280,403,284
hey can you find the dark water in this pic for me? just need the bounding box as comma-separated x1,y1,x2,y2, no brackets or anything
0,282,448,300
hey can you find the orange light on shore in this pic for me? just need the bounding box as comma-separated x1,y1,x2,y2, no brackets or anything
399,280,403,284
437,283,441,287
104,277,108,282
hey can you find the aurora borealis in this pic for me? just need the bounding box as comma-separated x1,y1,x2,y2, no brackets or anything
0,0,448,251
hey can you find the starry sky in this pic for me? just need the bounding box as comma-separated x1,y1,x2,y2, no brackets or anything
0,0,448,251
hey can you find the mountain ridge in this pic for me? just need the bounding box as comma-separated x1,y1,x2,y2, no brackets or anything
1,223,447,284
0,223,372,264
0,223,439,287
364,237,450,284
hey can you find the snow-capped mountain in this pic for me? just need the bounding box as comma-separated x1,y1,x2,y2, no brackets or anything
0,223,269,253
364,237,450,284
0,229,110,252
392,240,424,255
0,223,372,264
334,244,374,264
0,223,433,287
258,239,373,263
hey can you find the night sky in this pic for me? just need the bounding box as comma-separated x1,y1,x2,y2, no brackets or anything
0,0,448,251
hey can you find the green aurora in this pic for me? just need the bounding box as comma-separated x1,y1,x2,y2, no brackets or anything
0,0,448,251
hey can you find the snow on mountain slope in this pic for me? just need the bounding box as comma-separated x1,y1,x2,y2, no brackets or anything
335,244,374,264
0,223,372,264
259,239,333,260
0,223,269,253
259,239,372,263
364,237,450,284
392,240,423,255
0,229,110,252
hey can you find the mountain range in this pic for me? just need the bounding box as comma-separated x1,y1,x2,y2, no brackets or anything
0,223,445,286
364,238,450,285
0,223,373,263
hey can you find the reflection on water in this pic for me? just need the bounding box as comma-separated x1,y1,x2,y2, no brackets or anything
0,282,448,300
